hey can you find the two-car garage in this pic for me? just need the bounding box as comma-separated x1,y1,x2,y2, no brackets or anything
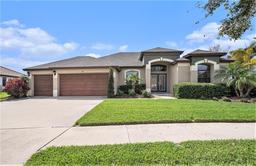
33,73,109,96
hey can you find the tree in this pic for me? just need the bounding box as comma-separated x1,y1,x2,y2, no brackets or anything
4,76,30,98
215,62,256,98
107,68,115,98
209,44,222,52
126,73,140,91
202,0,256,39
230,40,256,67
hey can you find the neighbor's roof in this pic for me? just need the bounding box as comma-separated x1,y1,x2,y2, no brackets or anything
0,66,24,77
184,49,227,58
24,52,143,70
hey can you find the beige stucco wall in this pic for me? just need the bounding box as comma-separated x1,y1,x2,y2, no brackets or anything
169,64,178,93
117,67,145,86
177,63,190,82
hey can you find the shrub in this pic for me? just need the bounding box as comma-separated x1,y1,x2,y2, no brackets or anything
107,68,114,98
118,84,146,94
128,89,136,96
4,77,30,98
222,96,232,102
249,88,256,98
142,90,151,98
116,90,125,96
174,82,230,99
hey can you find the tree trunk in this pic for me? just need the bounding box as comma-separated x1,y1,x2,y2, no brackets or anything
239,89,245,98
235,89,240,97
244,87,253,98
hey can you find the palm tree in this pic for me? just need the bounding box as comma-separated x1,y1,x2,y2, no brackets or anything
215,62,256,98
230,40,256,67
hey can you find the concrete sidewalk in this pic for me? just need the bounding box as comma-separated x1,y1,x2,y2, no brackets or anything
48,123,256,147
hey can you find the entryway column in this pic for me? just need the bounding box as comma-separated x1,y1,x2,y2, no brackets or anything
28,74,34,96
145,64,151,92
53,72,58,97
113,68,118,94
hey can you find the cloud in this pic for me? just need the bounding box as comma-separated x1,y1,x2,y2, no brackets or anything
186,22,220,43
1,19,24,27
165,41,178,48
184,22,255,52
0,55,49,70
0,20,78,56
118,45,128,51
85,53,101,58
211,38,251,51
91,43,113,50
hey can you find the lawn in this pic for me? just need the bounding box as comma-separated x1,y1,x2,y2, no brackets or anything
25,140,256,165
76,99,256,126
0,92,10,101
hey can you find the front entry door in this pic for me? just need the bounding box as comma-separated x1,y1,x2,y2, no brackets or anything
151,74,167,92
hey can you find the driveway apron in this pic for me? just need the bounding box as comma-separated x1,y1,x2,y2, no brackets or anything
0,97,104,165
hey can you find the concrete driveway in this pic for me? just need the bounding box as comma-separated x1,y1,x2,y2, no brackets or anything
0,97,104,165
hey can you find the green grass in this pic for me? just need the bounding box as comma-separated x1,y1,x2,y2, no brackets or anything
76,99,256,126
25,140,256,166
0,92,10,101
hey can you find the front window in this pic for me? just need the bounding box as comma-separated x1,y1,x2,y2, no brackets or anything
198,64,210,83
125,70,139,80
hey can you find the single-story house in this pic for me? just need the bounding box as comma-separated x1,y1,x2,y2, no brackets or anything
24,47,233,96
0,66,24,91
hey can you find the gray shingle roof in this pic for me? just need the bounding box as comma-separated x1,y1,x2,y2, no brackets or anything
175,57,189,62
142,47,183,53
0,66,24,77
24,52,143,70
184,49,227,58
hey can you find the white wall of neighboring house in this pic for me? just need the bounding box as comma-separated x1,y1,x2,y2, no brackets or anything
0,76,15,91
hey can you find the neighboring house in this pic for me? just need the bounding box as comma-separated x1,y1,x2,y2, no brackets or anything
24,47,233,96
0,66,24,91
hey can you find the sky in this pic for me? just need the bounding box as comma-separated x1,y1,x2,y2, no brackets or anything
0,0,255,73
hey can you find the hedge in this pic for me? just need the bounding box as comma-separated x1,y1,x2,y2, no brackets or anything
174,82,230,99
118,84,146,94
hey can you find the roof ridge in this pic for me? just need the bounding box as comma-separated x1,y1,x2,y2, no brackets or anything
23,56,88,70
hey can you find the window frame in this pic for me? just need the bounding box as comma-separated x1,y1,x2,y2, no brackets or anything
124,69,141,81
197,63,211,83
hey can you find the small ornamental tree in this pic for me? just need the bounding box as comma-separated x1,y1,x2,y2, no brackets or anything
107,68,115,98
4,77,30,98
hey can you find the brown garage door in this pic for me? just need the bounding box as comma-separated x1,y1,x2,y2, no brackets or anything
34,75,53,96
60,73,108,96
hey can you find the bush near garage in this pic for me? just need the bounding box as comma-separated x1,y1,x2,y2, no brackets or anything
4,77,30,98
118,84,146,94
174,82,230,99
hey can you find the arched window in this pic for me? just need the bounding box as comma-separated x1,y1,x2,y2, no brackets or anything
198,64,211,83
151,65,167,72
125,69,140,80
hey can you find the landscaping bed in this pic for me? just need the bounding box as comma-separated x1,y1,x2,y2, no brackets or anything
25,140,256,165
76,99,256,126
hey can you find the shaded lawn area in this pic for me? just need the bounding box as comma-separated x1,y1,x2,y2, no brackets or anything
0,92,10,101
25,140,256,165
76,99,256,126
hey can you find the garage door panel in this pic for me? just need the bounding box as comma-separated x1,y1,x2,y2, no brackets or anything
34,75,53,96
60,73,108,96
